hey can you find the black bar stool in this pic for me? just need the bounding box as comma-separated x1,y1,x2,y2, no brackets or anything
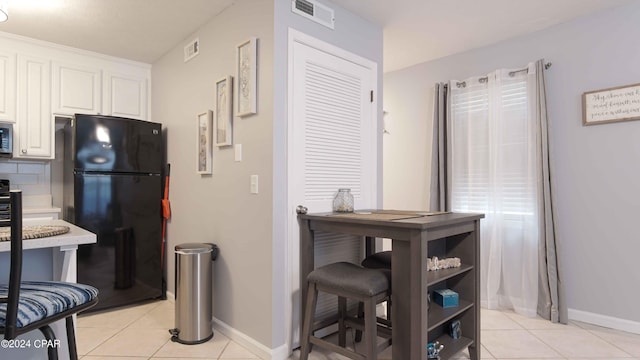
299,262,391,360
361,251,391,271
355,251,392,342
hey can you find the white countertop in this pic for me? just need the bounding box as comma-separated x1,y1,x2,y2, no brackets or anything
0,219,96,252
23,207,62,215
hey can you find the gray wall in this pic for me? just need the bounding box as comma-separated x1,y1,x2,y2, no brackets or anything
272,0,383,351
384,2,640,324
151,0,275,348
152,0,382,352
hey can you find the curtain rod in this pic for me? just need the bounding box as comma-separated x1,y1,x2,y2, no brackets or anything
454,62,552,88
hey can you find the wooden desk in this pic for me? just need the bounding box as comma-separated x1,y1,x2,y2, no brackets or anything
298,211,483,360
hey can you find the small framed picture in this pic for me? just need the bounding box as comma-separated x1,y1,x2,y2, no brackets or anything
215,75,233,147
196,110,213,174
236,37,258,117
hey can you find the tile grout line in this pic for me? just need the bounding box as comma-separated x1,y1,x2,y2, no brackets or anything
523,327,568,360
80,300,167,358
217,339,232,359
582,326,637,359
527,325,637,359
148,336,173,359
79,328,123,357
124,300,174,359
480,342,497,360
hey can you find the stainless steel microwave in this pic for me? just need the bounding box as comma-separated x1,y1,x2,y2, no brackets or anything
0,124,13,158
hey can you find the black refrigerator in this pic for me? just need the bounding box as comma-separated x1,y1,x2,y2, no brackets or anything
63,114,165,312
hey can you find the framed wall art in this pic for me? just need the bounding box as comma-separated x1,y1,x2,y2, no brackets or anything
583,82,640,125
236,37,257,117
215,75,233,146
196,110,213,174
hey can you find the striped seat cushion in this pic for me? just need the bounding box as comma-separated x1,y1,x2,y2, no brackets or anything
0,281,98,328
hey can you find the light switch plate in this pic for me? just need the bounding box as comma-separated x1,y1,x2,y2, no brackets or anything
250,175,258,194
235,144,242,162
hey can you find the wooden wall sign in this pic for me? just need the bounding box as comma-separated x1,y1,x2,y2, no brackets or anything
583,83,640,125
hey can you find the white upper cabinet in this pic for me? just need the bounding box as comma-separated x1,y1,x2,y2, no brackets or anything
52,62,102,115
0,51,16,123
0,33,151,159
16,54,52,159
103,72,148,120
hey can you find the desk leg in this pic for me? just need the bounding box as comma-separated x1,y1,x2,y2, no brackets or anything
392,232,428,360
299,219,314,336
365,236,375,257
469,220,481,360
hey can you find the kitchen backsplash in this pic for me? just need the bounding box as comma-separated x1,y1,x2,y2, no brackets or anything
0,160,52,205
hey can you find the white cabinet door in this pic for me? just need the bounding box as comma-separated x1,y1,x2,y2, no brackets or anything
16,54,52,159
0,51,16,123
103,72,148,120
52,62,101,115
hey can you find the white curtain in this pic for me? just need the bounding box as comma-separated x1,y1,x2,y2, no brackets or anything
449,64,540,316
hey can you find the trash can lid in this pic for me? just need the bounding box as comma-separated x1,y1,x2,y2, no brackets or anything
175,243,216,254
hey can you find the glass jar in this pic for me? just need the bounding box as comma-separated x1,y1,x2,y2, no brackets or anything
332,188,354,212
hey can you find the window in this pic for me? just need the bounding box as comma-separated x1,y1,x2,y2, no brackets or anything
450,72,537,218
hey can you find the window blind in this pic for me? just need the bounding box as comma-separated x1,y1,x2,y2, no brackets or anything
450,75,536,217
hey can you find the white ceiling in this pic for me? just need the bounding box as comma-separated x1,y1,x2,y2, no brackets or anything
0,0,235,63
0,0,634,71
330,0,635,72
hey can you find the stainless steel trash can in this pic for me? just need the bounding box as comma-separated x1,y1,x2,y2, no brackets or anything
169,243,219,344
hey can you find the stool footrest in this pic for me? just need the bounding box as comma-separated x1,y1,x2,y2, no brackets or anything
344,317,392,339
310,336,366,360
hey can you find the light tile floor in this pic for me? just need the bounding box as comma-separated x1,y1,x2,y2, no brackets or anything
77,300,640,360
77,299,259,360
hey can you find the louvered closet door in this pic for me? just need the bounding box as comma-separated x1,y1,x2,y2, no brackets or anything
289,34,377,343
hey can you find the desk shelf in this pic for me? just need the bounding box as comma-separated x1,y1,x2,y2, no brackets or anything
427,300,474,332
427,264,473,286
434,335,474,359
426,227,479,359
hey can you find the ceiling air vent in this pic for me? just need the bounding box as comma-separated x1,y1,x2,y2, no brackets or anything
292,0,335,29
184,38,200,62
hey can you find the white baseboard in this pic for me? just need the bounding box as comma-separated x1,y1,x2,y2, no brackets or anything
569,308,640,335
165,291,288,359
212,317,290,360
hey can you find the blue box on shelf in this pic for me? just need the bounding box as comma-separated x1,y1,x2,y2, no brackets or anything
433,289,459,308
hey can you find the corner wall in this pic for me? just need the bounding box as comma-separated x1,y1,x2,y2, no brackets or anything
151,0,275,349
383,2,640,329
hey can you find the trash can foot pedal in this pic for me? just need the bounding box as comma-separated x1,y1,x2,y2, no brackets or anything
168,327,213,345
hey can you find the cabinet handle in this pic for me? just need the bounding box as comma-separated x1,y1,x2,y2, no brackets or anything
21,149,27,154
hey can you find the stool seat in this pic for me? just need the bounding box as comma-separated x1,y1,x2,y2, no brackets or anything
309,262,388,297
357,251,392,344
361,250,392,286
300,262,392,360
361,250,391,269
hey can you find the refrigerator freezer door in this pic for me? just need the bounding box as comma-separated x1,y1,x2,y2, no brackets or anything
75,173,162,311
74,114,162,174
